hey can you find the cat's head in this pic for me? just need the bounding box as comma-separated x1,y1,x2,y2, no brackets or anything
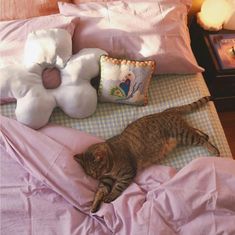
74,142,110,178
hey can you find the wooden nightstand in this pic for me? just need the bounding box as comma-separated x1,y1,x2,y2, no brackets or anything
189,17,235,112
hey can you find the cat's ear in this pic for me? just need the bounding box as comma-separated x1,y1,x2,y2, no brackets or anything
74,153,83,163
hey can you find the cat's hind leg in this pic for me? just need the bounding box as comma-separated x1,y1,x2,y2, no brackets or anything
202,141,220,156
180,127,220,156
160,138,178,158
191,127,209,141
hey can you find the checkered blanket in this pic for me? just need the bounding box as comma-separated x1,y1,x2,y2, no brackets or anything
1,73,232,169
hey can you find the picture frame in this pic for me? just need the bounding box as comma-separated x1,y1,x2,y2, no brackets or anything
207,33,235,73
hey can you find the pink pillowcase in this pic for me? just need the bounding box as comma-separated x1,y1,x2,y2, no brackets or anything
0,14,77,68
58,1,203,74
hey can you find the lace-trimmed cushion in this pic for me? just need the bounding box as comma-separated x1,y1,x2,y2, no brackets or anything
98,55,155,106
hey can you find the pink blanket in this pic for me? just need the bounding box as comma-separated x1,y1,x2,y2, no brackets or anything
1,115,235,235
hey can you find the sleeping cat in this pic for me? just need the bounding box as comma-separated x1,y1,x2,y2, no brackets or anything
74,96,220,213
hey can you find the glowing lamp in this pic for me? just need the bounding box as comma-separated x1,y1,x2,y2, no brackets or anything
197,0,235,31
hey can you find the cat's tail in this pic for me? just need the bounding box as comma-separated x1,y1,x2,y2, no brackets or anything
165,96,211,114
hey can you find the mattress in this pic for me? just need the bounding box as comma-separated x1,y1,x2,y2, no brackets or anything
0,73,232,169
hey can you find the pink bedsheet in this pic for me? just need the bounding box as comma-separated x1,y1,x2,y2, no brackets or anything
1,115,235,235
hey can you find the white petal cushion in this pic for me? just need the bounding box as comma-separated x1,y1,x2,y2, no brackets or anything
0,28,107,129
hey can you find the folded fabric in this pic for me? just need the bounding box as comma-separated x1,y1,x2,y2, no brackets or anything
0,115,110,234
1,115,235,235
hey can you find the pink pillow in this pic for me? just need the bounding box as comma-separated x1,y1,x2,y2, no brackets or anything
58,1,203,74
0,14,77,68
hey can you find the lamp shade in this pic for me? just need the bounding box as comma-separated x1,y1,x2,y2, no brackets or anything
197,0,235,31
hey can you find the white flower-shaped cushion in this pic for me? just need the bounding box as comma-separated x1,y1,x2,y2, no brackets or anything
0,29,107,129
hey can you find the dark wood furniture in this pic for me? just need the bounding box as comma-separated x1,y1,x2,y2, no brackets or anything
218,111,235,157
190,17,235,112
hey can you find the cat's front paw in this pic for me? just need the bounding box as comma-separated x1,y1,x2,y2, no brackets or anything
91,198,102,213
91,203,101,213
103,194,118,203
103,197,112,203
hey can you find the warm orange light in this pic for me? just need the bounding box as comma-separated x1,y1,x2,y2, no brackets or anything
197,0,232,31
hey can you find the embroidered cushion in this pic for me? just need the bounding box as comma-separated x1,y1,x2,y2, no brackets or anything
98,55,155,106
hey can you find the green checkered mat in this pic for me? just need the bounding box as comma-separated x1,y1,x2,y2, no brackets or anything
1,73,232,169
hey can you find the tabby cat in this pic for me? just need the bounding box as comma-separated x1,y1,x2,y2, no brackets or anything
74,96,220,213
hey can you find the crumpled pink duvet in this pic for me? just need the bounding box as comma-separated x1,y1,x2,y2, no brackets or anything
1,115,235,235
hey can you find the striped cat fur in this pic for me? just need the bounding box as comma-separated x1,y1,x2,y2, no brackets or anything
74,96,219,212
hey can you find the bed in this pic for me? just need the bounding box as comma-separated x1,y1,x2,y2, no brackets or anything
0,1,234,234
